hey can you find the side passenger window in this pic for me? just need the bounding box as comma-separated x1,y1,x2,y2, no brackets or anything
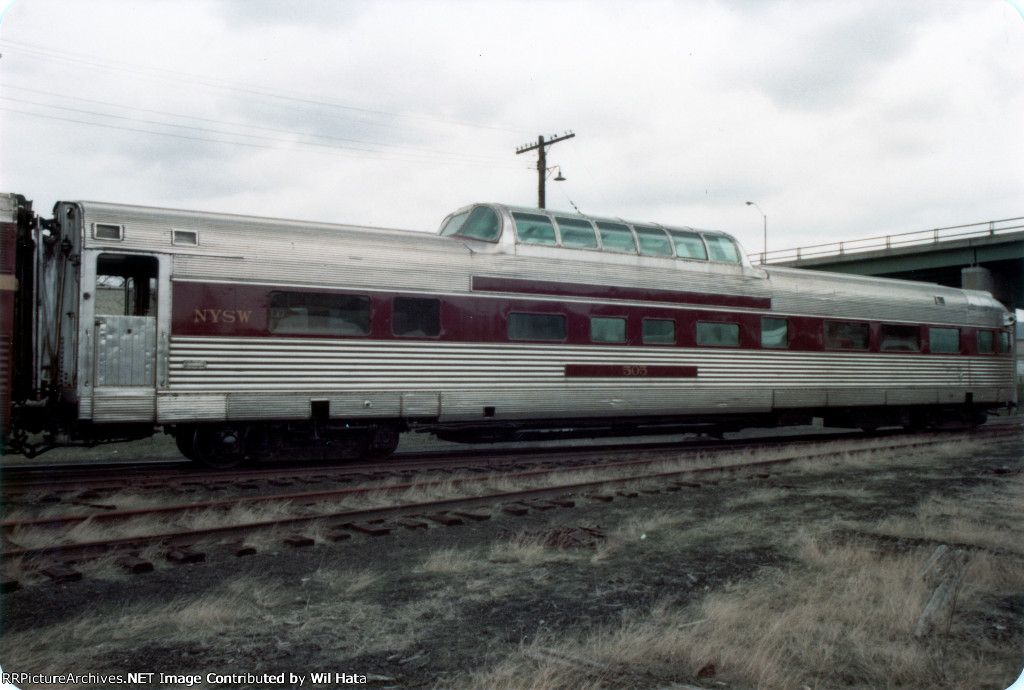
761,318,788,348
590,317,626,343
642,319,675,344
393,297,440,337
997,331,1011,354
977,331,995,354
508,313,566,341
697,322,739,347
269,292,370,335
929,327,960,353
880,324,920,352
823,321,869,350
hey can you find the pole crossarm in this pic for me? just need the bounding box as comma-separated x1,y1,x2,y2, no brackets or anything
515,131,576,154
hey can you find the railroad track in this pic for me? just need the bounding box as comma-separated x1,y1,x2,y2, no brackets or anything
0,431,866,495
0,425,993,497
3,425,1019,586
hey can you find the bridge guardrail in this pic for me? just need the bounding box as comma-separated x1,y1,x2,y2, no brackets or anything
755,216,1024,265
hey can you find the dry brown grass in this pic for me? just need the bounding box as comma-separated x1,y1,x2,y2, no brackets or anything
416,545,486,574
306,565,380,595
1,575,280,673
464,534,1022,689
489,533,572,567
462,439,1024,690
873,477,1024,555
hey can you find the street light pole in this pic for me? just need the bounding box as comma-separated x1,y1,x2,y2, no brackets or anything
745,201,767,264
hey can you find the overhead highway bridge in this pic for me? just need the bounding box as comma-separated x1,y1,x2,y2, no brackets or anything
761,216,1024,313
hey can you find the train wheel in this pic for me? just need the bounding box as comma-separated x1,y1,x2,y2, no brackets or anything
363,423,400,460
174,428,199,461
191,424,248,469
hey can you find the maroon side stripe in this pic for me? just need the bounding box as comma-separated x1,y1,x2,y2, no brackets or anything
565,364,698,378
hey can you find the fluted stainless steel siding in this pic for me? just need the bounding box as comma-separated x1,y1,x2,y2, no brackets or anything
92,388,156,422
157,394,227,422
167,337,1013,389
158,336,1014,423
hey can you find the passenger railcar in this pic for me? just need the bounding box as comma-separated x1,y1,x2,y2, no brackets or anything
0,193,1016,466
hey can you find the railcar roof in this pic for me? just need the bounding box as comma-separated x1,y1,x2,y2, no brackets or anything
764,264,1011,321
72,199,423,238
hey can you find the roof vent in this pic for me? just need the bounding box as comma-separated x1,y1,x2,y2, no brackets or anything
172,229,199,246
93,223,123,240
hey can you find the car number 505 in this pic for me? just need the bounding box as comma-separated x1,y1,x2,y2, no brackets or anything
622,365,648,376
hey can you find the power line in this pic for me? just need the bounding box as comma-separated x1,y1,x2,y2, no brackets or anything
0,38,530,136
0,106,524,170
0,88,518,168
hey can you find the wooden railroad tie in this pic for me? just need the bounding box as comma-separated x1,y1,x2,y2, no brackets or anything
283,535,315,548
426,513,464,526
166,547,205,564
345,521,391,536
452,510,491,522
116,555,155,574
41,563,82,583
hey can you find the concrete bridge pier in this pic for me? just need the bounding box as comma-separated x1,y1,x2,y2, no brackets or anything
962,265,1019,313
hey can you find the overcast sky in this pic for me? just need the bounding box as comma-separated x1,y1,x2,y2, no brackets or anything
1,0,1022,258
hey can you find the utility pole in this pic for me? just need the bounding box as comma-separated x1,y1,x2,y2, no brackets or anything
515,131,575,209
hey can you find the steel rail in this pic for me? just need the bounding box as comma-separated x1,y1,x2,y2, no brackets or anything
0,432,858,494
0,426,975,496
4,430,997,532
